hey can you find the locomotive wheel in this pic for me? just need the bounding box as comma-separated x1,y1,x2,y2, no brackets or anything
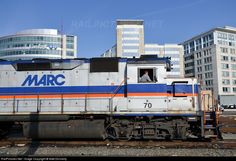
106,126,118,140
158,129,172,140
106,124,133,140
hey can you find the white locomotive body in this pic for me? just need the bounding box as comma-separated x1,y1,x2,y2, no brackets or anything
0,56,220,140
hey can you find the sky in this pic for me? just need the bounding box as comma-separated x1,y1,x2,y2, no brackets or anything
0,0,236,58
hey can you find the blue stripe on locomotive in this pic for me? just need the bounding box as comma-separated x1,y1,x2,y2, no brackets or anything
127,84,198,93
0,84,198,95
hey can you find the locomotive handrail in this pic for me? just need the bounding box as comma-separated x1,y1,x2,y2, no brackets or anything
191,79,195,110
11,99,15,113
109,77,129,115
111,77,129,99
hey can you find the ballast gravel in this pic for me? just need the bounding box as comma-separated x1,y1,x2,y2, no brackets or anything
0,145,235,157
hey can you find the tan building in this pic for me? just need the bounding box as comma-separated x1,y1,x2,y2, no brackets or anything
182,26,236,106
101,19,184,78
116,20,144,58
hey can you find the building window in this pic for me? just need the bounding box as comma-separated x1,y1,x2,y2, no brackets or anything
197,59,202,65
185,62,194,68
221,55,229,61
66,51,74,56
223,87,230,92
222,71,229,77
233,80,236,85
233,88,236,93
190,41,195,52
185,69,194,75
196,52,202,58
205,80,213,86
122,40,140,44
222,79,230,85
222,63,229,69
123,46,139,50
209,33,213,40
66,36,74,43
232,72,236,78
195,38,202,50
122,28,139,32
229,34,235,41
230,49,236,54
218,32,228,39
205,64,212,71
204,57,212,63
203,49,210,56
197,67,202,72
205,72,213,78
122,34,139,38
231,56,236,62
185,55,194,61
232,64,236,70
221,47,228,53
198,74,202,80
66,44,74,49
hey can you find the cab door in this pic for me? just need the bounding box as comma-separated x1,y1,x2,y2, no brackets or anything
126,64,168,112
167,81,194,111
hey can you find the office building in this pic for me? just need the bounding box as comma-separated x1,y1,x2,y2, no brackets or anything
0,29,77,60
101,19,184,77
182,26,236,105
116,19,145,58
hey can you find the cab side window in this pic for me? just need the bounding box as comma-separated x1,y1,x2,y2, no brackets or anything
138,68,157,83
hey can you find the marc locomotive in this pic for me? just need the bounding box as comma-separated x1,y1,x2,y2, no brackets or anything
0,56,221,140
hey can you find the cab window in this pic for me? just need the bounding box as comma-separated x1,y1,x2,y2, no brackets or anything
138,68,157,83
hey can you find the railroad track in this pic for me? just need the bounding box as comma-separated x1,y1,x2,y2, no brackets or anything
219,115,236,133
0,115,234,149
1,138,236,149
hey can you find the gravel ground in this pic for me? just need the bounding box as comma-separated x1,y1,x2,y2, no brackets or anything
0,145,236,157
0,133,235,157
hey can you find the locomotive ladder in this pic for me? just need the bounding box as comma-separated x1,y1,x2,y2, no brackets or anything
201,92,222,139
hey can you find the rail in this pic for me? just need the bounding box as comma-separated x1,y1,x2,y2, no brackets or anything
1,139,236,149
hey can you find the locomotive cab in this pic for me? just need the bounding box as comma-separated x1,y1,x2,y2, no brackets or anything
121,56,199,114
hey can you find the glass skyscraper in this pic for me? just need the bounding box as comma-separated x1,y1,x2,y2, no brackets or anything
0,29,77,60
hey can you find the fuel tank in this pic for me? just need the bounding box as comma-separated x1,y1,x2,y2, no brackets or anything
23,119,107,139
